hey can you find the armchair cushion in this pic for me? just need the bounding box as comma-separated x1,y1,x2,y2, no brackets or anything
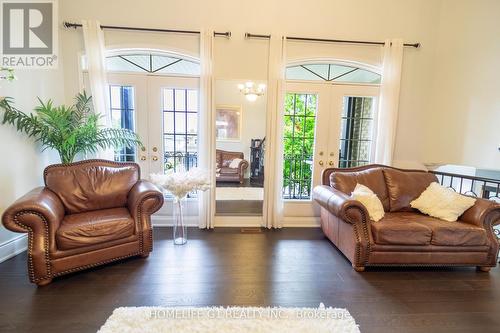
56,207,134,250
44,160,139,214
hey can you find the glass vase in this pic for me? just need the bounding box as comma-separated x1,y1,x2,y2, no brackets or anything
173,197,187,245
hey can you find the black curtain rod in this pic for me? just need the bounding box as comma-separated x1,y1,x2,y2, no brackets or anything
245,32,420,48
63,22,231,38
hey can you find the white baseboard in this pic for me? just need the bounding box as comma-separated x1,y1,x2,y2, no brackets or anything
0,234,27,263
152,215,320,228
152,215,200,227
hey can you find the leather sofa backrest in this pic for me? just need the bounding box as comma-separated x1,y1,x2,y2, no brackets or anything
44,160,140,214
329,167,391,211
383,168,437,212
216,149,244,168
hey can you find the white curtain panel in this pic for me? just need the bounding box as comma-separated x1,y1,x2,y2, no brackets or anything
262,36,286,229
198,29,216,229
81,19,113,160
374,39,404,165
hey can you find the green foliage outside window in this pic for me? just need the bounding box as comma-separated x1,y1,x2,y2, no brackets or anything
283,93,317,199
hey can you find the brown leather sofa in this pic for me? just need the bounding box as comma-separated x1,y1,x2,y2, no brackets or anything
1,159,164,286
216,149,249,183
313,165,500,272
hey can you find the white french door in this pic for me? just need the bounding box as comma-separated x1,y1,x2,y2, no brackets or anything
282,82,379,219
106,74,199,177
147,76,199,176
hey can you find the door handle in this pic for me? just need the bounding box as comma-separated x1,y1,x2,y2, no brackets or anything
318,160,324,166
328,160,334,166
140,156,147,161
152,147,158,152
152,156,158,161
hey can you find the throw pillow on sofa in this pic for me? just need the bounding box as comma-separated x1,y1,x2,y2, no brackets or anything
351,183,385,222
229,158,243,168
410,182,476,222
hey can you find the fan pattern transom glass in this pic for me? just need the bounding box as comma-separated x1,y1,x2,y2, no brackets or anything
106,53,200,75
82,51,200,76
286,63,380,84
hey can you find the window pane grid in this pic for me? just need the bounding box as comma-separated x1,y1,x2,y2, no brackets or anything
109,85,136,162
338,97,374,168
282,93,317,200
163,88,198,173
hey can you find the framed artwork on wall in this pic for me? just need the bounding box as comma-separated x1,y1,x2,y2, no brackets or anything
216,105,242,141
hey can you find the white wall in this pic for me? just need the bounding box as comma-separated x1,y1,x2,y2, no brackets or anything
215,79,267,177
424,0,500,169
60,0,443,168
0,69,63,259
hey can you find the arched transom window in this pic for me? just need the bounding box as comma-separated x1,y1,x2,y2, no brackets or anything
82,50,200,76
286,63,380,84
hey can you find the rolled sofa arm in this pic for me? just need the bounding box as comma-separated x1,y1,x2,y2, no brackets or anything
2,186,65,235
128,180,164,220
460,198,500,228
313,185,372,269
312,185,369,224
238,159,249,172
127,180,164,254
1,187,65,283
460,198,500,267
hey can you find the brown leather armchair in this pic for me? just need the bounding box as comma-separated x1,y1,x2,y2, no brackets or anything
313,165,500,272
216,149,249,183
1,159,164,286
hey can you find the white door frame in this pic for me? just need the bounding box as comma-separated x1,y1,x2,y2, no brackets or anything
282,81,380,224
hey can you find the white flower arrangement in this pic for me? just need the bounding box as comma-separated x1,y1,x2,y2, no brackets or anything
150,167,211,200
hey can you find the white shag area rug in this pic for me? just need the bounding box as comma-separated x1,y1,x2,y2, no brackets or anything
97,304,359,333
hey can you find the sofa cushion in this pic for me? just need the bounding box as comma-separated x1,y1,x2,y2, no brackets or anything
383,168,437,212
330,168,390,211
371,212,432,245
44,161,139,214
371,212,487,246
423,219,487,246
56,207,135,250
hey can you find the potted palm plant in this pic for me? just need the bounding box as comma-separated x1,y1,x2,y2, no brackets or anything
0,91,142,164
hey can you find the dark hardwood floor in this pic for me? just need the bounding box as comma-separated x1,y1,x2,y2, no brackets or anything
215,200,263,215
1,228,500,333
